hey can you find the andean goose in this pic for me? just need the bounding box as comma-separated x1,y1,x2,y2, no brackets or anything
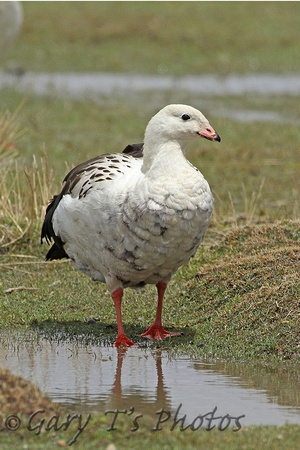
41,104,221,347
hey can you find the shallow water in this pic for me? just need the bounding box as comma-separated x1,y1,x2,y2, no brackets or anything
1,329,299,428
1,71,300,98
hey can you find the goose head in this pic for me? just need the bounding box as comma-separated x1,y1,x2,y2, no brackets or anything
145,104,220,145
143,104,220,171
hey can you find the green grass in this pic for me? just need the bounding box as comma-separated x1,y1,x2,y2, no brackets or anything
6,2,300,74
1,415,300,450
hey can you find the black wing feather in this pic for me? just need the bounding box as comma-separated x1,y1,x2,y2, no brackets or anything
122,143,143,158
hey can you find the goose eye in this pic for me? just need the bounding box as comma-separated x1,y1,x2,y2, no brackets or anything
181,114,191,121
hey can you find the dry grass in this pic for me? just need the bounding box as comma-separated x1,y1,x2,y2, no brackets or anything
0,152,55,248
213,178,267,228
0,103,26,161
0,105,44,248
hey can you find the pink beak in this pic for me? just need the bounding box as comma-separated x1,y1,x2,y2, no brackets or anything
197,125,221,142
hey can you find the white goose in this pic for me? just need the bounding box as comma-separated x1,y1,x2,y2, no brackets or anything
41,104,221,347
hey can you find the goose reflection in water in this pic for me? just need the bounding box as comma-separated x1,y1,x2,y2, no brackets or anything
108,347,170,414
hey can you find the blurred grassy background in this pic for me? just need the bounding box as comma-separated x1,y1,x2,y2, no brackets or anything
7,1,300,74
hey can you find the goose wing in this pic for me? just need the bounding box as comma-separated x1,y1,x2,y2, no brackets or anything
41,143,144,259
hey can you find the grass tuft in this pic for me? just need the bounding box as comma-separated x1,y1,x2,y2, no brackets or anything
0,102,26,161
0,366,58,423
0,152,55,249
183,221,300,360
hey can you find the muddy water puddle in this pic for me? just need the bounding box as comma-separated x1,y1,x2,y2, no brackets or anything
1,329,299,427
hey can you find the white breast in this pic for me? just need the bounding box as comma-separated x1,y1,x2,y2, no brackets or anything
53,157,212,291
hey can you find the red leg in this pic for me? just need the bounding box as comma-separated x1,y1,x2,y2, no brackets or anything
112,288,135,347
140,281,182,340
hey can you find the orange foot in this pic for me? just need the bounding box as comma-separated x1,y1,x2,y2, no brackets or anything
115,334,135,348
140,325,182,341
